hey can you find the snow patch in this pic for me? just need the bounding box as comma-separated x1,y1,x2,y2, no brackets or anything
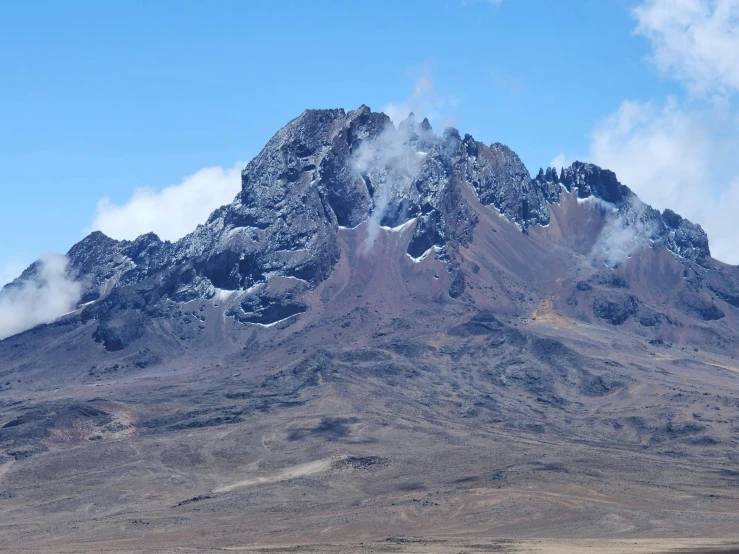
338,222,362,231
577,195,618,213
250,314,301,328
241,283,265,296
407,248,432,263
380,217,417,233
213,288,236,302
406,243,442,264
280,276,309,284
488,203,523,231
226,227,256,239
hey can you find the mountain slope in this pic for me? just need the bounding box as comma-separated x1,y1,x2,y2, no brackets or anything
0,106,738,551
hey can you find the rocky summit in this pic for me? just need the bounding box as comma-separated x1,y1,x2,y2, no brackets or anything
1,107,739,553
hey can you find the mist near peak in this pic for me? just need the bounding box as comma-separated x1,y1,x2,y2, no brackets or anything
0,254,82,341
585,197,659,269
353,115,434,253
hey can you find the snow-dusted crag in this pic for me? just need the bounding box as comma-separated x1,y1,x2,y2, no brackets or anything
3,105,735,352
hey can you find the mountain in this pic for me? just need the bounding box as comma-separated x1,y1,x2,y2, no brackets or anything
1,106,739,552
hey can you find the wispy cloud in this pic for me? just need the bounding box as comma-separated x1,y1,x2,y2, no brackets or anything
590,97,739,264
382,65,459,128
633,0,739,97
0,254,81,340
353,118,430,253
549,153,569,172
586,0,739,265
90,162,244,242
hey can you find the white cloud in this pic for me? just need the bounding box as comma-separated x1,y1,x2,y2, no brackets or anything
584,0,739,265
91,162,244,242
633,0,739,96
549,153,569,172
0,254,81,340
354,119,428,253
383,103,414,128
590,98,739,264
590,98,709,211
383,66,458,128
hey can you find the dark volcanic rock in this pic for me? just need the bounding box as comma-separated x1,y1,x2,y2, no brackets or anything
334,456,389,470
450,311,505,336
635,307,671,327
531,337,584,369
579,371,624,396
678,292,725,321
707,278,739,309
288,417,359,441
0,403,112,458
140,408,244,433
576,281,593,292
591,272,630,289
231,293,307,326
560,163,629,205
92,311,148,352
465,142,548,229
662,209,711,260
593,294,640,325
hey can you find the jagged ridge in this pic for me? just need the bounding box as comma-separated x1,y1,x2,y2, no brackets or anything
66,105,710,296
1,105,724,351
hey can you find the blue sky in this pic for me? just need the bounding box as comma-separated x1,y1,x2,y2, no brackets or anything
2,0,739,282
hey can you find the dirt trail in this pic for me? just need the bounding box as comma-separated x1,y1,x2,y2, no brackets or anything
213,457,337,493
222,538,739,554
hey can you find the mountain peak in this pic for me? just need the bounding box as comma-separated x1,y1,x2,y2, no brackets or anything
1,105,730,353
57,106,719,308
